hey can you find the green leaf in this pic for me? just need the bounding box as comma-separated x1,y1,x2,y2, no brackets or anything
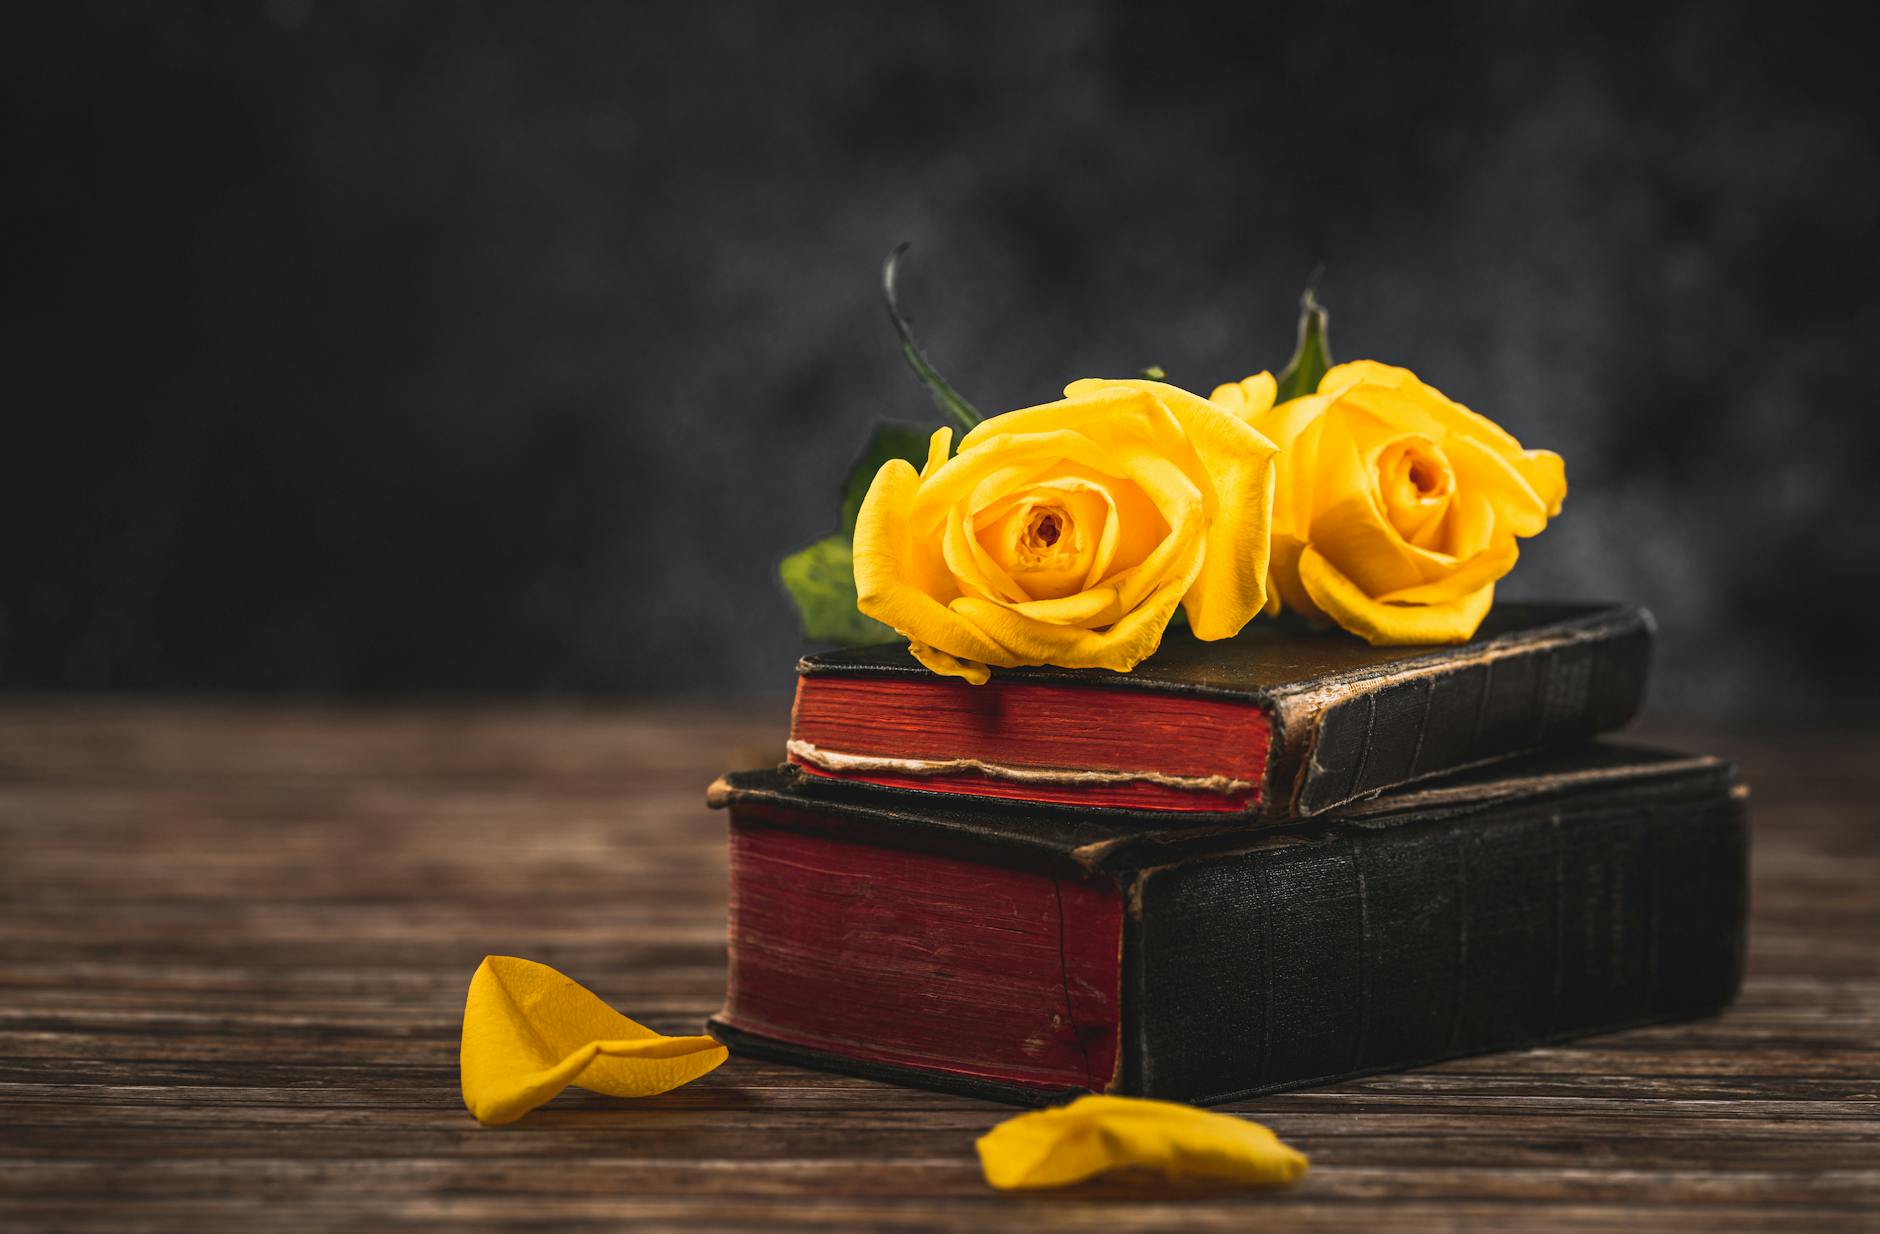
841,421,930,535
779,534,897,645
1273,288,1332,403
882,243,983,432
1138,365,1167,381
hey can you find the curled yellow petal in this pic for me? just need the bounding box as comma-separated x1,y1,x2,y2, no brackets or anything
976,1095,1309,1191
1442,432,1553,538
1518,446,1568,516
460,956,727,1126
908,640,991,684
1377,538,1519,605
1207,371,1277,422
1008,586,1123,628
962,386,1195,476
1298,546,1495,645
853,458,1018,668
920,425,952,479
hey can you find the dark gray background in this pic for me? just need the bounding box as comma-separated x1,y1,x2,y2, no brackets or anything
7,2,1877,720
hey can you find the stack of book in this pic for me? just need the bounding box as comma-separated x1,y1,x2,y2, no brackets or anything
706,603,1748,1106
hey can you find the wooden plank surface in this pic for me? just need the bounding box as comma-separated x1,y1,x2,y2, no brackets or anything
0,704,1875,1232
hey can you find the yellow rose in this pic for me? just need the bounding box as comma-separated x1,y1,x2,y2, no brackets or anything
853,379,1278,684
1212,360,1566,645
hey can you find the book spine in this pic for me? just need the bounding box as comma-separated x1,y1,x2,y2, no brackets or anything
716,809,1127,1094
1124,767,1747,1103
1272,608,1655,816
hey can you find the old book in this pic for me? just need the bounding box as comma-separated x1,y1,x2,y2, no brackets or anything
786,601,1653,817
707,744,1747,1106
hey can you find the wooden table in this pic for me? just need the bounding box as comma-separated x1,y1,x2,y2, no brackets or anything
1,704,1875,1232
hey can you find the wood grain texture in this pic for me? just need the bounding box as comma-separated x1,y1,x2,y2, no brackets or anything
0,704,1875,1232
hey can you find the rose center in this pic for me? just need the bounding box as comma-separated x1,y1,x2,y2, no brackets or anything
1022,507,1068,554
1374,437,1456,547
1379,442,1454,508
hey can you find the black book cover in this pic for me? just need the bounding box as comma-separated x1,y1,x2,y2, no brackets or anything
708,742,1748,1106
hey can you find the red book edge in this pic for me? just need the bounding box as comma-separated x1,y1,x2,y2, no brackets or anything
788,674,1270,813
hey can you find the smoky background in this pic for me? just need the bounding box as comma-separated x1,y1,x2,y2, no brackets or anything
7,2,1877,721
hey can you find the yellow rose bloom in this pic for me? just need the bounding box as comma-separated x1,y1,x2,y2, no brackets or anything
1211,360,1566,646
853,378,1278,684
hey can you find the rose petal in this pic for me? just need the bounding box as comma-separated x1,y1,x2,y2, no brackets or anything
1080,439,1205,616
976,1095,1309,1191
1440,488,1498,560
1247,391,1338,540
1298,411,1426,594
966,385,1202,484
973,484,1112,602
1323,360,1529,456
1147,383,1277,640
854,459,1021,667
920,426,952,478
914,430,1125,530
1308,493,1428,596
949,534,1202,672
1065,379,1276,640
460,956,726,1126
1207,371,1278,422
945,506,1030,605
1444,432,1553,538
1265,533,1320,620
1518,447,1568,516
1006,586,1123,628
1298,546,1496,645
1376,539,1519,605
908,641,991,684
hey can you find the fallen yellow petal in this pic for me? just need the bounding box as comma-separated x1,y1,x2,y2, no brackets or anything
976,1095,1309,1190
460,955,727,1125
